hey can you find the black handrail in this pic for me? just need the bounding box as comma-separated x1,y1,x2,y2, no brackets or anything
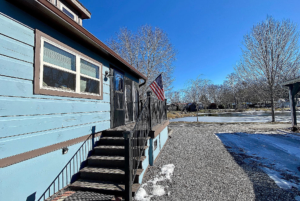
38,131,98,201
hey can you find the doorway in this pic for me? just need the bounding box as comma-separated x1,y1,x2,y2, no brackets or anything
110,68,125,128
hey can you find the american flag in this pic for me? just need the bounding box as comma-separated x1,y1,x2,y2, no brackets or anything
149,74,165,100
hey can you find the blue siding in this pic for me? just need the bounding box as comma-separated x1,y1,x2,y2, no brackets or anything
0,112,110,138
150,126,169,165
0,121,109,159
0,96,110,116
139,127,169,183
139,139,150,184
0,34,34,63
0,13,34,46
0,55,33,80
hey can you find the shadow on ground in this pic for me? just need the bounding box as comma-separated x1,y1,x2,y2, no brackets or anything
216,132,300,201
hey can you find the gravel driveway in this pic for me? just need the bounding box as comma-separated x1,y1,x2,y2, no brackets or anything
136,123,299,201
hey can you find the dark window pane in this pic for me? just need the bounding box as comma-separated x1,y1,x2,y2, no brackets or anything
43,66,76,91
115,71,124,92
80,77,99,94
62,7,75,19
115,92,124,109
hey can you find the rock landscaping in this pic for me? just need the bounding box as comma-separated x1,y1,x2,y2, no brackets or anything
135,122,300,201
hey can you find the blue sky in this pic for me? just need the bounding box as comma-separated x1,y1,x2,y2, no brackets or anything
80,0,300,91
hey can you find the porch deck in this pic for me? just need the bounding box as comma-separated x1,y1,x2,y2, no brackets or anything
106,123,136,132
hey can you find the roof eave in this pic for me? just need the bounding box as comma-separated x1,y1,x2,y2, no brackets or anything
282,78,300,86
35,0,147,80
64,0,91,19
6,0,147,80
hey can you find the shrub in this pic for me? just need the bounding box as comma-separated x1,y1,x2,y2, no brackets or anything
218,105,225,109
208,103,217,109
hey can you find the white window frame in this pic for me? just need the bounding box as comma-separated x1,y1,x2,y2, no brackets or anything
40,37,102,97
60,2,78,22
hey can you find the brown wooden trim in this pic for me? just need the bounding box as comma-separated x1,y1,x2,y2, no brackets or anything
149,120,169,138
36,0,147,80
141,164,150,183
34,29,103,100
34,29,41,95
64,0,91,19
154,136,169,164
0,132,102,168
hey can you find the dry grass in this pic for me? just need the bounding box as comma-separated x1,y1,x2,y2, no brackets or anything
167,111,198,119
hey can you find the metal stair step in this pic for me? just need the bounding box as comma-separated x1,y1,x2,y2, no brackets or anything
80,167,143,183
88,155,146,168
95,145,149,149
94,145,125,156
94,145,149,156
99,137,124,146
102,130,125,137
99,137,150,146
101,137,124,140
69,179,140,195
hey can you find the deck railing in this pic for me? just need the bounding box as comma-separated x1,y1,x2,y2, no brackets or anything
123,91,167,201
150,96,167,128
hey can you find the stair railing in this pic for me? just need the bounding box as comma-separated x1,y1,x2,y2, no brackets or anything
38,131,99,201
123,91,167,201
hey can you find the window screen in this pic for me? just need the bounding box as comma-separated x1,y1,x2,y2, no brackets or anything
43,42,76,71
80,59,99,78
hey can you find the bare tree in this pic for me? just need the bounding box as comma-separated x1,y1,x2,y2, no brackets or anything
166,90,181,104
235,16,300,121
182,75,211,104
226,73,240,109
107,25,176,98
182,75,211,121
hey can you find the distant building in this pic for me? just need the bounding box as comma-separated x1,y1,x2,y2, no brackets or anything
277,98,300,108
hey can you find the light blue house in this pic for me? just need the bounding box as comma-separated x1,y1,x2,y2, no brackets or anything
0,0,169,200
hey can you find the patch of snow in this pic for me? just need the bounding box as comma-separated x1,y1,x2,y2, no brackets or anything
148,176,165,185
295,196,300,201
152,185,165,196
134,164,175,201
263,168,293,190
161,164,175,180
215,135,221,141
135,187,151,201
170,111,299,123
244,110,264,113
216,132,300,191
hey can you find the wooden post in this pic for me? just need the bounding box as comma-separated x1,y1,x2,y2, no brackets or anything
139,100,143,117
165,99,167,120
289,85,297,127
147,91,152,130
123,131,132,201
